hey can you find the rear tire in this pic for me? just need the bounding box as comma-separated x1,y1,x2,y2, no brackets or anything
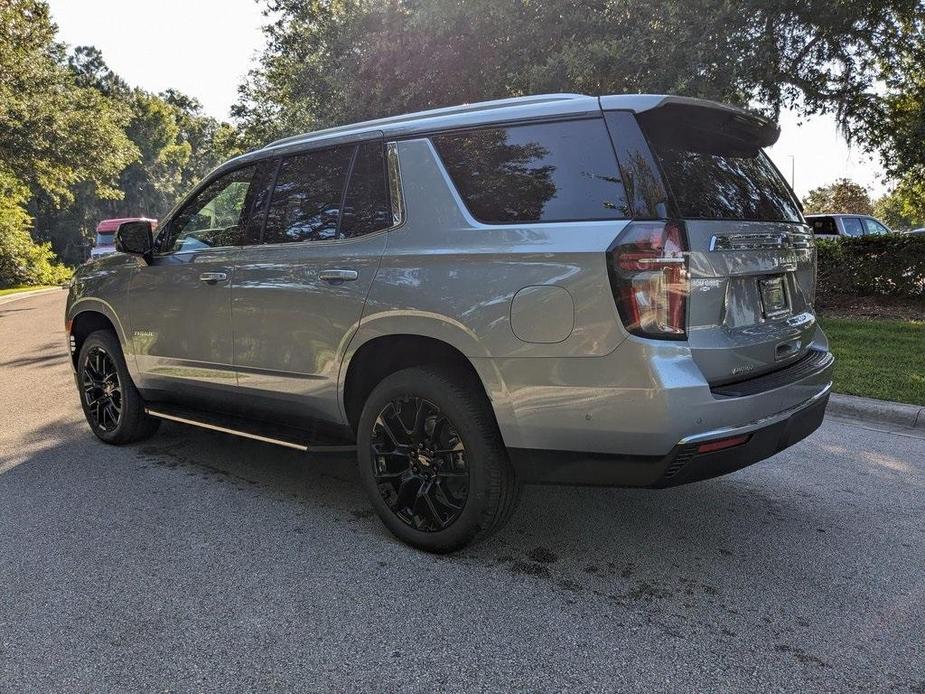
357,366,519,553
77,330,160,445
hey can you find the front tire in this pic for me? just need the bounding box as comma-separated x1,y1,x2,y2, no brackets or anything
77,330,160,445
357,366,519,553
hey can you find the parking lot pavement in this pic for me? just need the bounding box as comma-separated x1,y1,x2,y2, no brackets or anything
2,291,924,693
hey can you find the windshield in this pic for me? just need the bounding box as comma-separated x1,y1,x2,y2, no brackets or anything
95,232,115,246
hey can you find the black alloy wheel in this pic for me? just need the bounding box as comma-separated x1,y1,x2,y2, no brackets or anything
371,396,470,532
81,345,122,432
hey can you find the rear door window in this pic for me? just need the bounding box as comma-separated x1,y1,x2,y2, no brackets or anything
638,113,801,222
263,146,354,244
340,141,392,238
842,218,864,237
431,119,628,224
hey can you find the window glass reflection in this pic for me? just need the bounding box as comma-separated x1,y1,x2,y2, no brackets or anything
432,119,628,224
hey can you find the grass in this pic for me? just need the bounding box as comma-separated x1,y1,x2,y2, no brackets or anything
820,317,925,406
0,285,57,297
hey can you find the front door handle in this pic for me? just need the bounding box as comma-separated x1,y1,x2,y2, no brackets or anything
319,269,359,282
199,272,228,283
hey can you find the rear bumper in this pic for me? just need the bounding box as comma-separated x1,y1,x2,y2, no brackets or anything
473,326,834,457
509,385,829,487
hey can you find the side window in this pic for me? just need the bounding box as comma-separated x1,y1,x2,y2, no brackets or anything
431,119,629,224
810,217,838,236
842,217,864,237
862,217,889,236
159,166,256,253
263,146,353,244
340,141,392,238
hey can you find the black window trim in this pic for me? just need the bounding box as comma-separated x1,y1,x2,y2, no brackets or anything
428,115,632,227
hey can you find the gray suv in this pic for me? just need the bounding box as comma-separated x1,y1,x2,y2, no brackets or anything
66,94,834,552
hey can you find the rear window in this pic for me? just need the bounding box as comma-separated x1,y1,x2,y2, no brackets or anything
640,115,801,223
431,119,628,224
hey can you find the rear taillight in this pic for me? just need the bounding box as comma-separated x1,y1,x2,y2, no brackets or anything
607,220,689,339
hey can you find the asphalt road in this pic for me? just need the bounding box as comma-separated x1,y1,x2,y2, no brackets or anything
1,290,924,693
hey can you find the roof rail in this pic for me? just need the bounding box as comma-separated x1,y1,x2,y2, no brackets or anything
263,93,588,150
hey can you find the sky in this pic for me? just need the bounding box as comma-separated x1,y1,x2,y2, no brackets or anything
47,0,888,200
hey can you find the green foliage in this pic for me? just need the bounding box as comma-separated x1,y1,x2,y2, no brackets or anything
864,34,925,182
0,170,70,288
874,180,925,231
0,1,242,273
234,0,925,147
0,0,137,204
0,0,135,281
816,235,925,299
803,179,874,216
32,51,243,266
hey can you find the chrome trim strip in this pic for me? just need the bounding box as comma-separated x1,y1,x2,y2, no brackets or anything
386,141,405,227
710,230,813,252
145,409,308,451
678,382,832,446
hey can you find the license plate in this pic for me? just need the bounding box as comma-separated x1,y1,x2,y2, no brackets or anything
759,276,789,318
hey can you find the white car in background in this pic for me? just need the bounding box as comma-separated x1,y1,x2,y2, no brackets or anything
805,213,892,239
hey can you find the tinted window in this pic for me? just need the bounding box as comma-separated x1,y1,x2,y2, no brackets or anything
604,111,670,219
432,119,628,224
340,141,392,237
160,166,256,253
640,118,801,222
263,147,353,244
842,218,864,237
862,217,889,235
810,217,838,235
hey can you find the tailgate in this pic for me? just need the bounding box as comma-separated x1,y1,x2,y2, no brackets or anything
685,220,816,384
625,99,816,384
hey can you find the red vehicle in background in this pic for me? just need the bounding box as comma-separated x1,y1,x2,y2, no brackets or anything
90,218,157,260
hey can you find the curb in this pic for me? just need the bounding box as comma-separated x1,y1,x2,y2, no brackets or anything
0,287,65,306
827,392,925,430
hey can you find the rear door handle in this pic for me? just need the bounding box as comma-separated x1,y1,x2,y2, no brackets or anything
199,272,228,283
319,269,359,282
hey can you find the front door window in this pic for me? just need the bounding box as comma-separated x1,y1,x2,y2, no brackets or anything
158,166,257,253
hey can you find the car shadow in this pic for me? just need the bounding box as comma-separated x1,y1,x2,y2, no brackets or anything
3,416,858,597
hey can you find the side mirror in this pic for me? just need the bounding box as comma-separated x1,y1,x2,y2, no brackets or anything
115,220,153,261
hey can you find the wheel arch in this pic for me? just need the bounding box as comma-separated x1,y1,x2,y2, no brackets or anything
340,332,517,445
67,301,127,369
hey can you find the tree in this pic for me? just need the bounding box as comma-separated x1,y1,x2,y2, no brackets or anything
0,2,137,204
0,0,137,284
234,0,925,148
874,181,925,231
0,171,70,287
803,179,874,215
32,50,243,265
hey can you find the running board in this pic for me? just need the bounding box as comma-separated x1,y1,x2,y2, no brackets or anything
144,407,356,453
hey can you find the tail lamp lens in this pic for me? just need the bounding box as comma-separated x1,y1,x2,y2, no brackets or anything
607,221,689,339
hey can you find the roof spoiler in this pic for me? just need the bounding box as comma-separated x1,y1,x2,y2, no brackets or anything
600,94,780,148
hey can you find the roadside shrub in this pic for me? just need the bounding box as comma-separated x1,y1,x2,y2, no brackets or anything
0,171,72,288
816,235,925,298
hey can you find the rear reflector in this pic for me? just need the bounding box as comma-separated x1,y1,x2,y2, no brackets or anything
696,434,751,454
